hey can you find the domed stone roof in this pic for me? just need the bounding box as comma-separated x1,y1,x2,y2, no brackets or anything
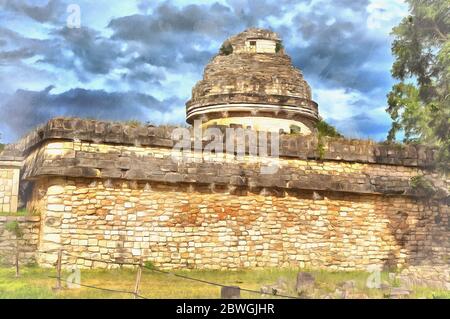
186,28,319,133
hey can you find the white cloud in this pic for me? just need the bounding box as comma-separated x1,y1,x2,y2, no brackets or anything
313,87,392,140
160,70,200,100
313,87,364,120
366,0,408,33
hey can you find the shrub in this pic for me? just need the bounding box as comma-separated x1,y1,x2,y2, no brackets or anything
410,175,436,197
125,120,142,128
316,120,343,138
144,260,157,270
5,221,22,238
315,120,343,160
219,42,233,55
289,125,302,135
380,140,407,150
275,42,284,53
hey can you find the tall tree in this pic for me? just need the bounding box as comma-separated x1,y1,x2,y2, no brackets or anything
386,0,449,173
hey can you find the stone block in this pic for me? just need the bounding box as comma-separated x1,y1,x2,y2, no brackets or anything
48,204,65,212
47,185,65,195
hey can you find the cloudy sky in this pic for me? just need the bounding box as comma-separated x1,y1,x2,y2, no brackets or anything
0,0,409,143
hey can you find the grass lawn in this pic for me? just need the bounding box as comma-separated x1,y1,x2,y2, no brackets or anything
0,266,449,299
0,209,31,217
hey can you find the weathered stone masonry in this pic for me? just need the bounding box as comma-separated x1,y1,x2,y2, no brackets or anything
0,117,447,270
0,216,40,265
0,152,22,213
34,177,448,271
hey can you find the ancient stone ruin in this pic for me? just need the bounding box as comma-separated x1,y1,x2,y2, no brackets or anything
187,28,318,134
0,28,448,271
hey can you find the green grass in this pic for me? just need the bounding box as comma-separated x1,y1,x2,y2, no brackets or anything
0,209,35,217
0,266,448,299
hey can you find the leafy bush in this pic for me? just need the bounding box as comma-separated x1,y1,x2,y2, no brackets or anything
219,42,233,55
275,42,284,53
316,139,326,160
144,260,157,270
5,221,22,238
410,175,436,197
380,140,407,149
315,120,343,160
124,120,142,128
316,120,343,138
289,125,302,135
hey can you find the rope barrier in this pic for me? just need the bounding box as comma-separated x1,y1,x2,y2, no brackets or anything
48,275,148,299
40,249,299,299
144,267,299,299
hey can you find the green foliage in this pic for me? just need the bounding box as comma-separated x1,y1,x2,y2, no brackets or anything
289,125,302,135
124,120,142,128
314,121,343,160
5,221,22,238
0,255,7,267
0,208,33,217
25,261,38,268
0,144,4,152
219,42,233,55
144,260,157,270
410,175,436,197
275,42,284,53
380,139,408,149
316,120,343,138
432,292,450,299
386,0,449,173
316,138,326,160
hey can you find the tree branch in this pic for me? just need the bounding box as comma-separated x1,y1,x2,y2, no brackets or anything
433,22,447,42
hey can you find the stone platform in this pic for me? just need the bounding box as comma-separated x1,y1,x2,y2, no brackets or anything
0,117,448,270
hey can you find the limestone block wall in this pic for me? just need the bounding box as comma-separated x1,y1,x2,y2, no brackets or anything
0,164,21,213
33,177,448,270
20,138,440,198
0,216,41,265
10,118,449,270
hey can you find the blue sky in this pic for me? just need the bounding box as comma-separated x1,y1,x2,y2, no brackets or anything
0,0,409,143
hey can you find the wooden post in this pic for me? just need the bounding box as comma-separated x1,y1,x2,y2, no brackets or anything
55,249,63,290
133,261,143,299
15,239,19,278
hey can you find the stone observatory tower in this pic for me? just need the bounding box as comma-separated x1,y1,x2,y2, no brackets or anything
186,28,319,134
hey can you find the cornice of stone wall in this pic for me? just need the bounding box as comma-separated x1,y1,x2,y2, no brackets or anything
12,117,436,168
0,144,24,167
15,118,448,199
20,140,446,198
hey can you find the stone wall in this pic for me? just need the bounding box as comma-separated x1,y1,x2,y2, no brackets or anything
34,177,448,270
14,117,437,168
8,117,449,270
0,156,22,213
0,216,40,265
20,139,442,198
